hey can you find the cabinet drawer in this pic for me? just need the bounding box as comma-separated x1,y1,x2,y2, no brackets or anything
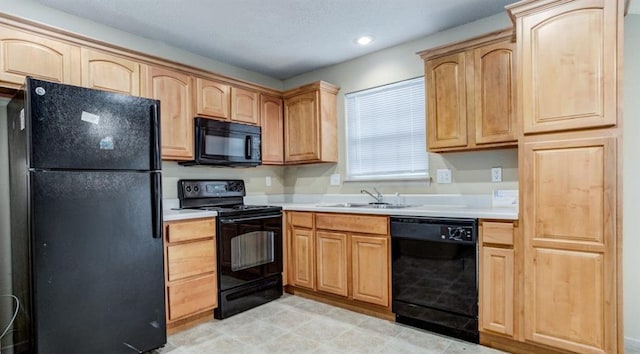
167,274,217,321
315,213,387,235
166,218,215,243
482,221,514,246
167,239,216,282
289,212,313,228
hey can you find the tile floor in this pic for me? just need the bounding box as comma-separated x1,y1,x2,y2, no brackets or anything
155,294,505,354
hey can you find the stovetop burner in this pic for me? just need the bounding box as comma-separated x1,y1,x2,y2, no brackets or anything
177,179,282,217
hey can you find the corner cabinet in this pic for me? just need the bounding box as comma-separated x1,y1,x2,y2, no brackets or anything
143,65,194,160
260,94,284,165
163,218,217,334
420,29,517,152
506,0,623,353
283,81,339,164
0,25,81,87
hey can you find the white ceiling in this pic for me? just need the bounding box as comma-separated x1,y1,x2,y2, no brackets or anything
33,0,517,80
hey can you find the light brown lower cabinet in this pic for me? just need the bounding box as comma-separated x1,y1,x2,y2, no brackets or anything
286,211,390,312
164,218,217,333
479,220,517,339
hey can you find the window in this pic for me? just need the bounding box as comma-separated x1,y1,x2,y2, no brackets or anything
345,77,428,181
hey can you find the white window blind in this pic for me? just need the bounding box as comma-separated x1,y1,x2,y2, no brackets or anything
345,77,428,181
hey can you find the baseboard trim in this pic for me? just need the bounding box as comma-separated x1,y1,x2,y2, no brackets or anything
626,337,640,350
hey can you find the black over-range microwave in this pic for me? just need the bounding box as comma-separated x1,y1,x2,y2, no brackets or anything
179,118,262,167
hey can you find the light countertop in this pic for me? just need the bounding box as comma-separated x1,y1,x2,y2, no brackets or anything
163,208,217,222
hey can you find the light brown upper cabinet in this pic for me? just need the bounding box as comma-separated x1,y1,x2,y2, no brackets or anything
512,0,618,134
80,49,141,95
419,28,517,152
144,65,194,160
283,81,339,164
260,94,284,165
230,86,259,125
0,25,81,88
195,78,230,119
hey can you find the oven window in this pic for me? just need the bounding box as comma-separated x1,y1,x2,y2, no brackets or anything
231,231,274,271
205,135,245,158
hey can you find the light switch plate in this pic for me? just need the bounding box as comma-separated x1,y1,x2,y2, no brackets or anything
330,173,341,186
491,167,502,182
436,169,452,184
265,176,272,187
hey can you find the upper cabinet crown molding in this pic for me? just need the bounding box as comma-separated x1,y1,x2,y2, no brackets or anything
418,28,515,61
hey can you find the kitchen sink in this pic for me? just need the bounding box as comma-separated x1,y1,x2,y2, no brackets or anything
319,202,416,209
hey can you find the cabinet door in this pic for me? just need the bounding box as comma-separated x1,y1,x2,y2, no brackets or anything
316,231,348,297
480,246,514,337
284,91,319,163
291,226,315,289
518,0,617,134
474,40,516,145
195,78,230,119
145,66,193,160
0,26,80,87
260,94,284,165
231,87,259,124
425,51,467,149
351,235,389,307
167,274,217,321
522,136,616,353
80,49,140,95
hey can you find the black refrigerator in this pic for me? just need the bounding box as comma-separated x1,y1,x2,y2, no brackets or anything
7,78,166,353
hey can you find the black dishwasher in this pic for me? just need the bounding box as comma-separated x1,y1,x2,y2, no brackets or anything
391,216,478,343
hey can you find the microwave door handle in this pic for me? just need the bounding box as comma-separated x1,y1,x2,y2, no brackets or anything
245,136,252,159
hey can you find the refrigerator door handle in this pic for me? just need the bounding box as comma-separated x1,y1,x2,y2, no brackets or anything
151,103,161,170
151,173,163,239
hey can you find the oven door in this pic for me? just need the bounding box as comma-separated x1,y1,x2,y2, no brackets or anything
217,213,282,291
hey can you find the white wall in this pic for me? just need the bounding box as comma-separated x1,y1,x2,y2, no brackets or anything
283,13,518,196
623,14,640,350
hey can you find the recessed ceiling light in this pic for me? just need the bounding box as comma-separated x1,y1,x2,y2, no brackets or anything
356,35,374,45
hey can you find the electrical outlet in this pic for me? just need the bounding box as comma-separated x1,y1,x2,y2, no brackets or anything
330,173,341,186
436,169,452,184
265,176,272,187
491,167,502,182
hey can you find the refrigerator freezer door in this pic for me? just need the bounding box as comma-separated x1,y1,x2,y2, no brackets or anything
27,78,161,171
30,171,166,353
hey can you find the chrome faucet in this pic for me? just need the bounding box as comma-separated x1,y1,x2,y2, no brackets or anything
361,187,383,203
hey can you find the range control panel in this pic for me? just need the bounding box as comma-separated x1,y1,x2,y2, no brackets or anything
178,179,245,199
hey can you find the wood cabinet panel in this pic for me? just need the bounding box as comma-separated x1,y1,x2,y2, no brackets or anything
166,218,215,243
425,51,468,149
167,274,217,321
145,66,194,160
525,248,605,353
231,86,259,124
260,94,284,165
524,137,614,249
481,247,514,336
482,221,514,246
518,0,617,134
315,213,387,235
167,239,216,282
195,78,230,119
291,226,315,289
289,211,313,229
80,48,140,95
284,91,320,162
473,41,516,144
0,26,80,86
316,231,348,296
351,235,389,307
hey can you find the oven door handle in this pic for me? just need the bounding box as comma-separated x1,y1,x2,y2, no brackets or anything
220,214,280,224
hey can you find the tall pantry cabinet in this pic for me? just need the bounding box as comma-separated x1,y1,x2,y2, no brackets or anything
506,0,623,353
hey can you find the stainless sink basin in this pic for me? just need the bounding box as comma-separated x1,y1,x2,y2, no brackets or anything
319,202,416,209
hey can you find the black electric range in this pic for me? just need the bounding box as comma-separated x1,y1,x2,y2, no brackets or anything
177,179,283,319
